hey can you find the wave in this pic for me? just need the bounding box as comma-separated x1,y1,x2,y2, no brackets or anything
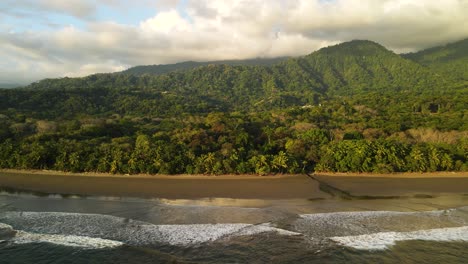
294,207,468,238
1,220,123,249
0,222,15,239
13,231,124,249
2,207,467,249
138,222,300,246
330,226,468,250
0,212,300,247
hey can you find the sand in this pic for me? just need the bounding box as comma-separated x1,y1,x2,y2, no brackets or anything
1,169,468,199
0,170,326,199
313,171,468,178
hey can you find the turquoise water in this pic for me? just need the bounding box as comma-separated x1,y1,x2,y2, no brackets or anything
1,191,468,263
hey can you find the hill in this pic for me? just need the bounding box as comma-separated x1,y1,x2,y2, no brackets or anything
0,83,22,89
121,57,288,76
273,40,445,95
0,40,461,118
0,39,466,175
404,38,468,81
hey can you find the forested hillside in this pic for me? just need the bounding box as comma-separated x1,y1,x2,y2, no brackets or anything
121,57,288,76
0,83,22,89
404,38,468,81
0,39,466,174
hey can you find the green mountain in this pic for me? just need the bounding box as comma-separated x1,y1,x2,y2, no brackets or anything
404,38,468,81
0,39,467,174
0,83,22,89
275,40,445,95
121,57,288,76
0,40,458,119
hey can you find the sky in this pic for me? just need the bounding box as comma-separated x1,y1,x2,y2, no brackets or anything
1,0,468,85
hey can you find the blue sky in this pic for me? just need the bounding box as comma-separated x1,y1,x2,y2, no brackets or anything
1,0,468,84
1,1,157,31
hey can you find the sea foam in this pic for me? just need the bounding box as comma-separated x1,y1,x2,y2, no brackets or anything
0,212,300,246
13,231,124,249
330,226,468,250
113,222,301,246
295,207,468,239
0,222,15,239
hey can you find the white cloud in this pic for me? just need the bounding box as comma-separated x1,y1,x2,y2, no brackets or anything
0,0,97,19
64,62,127,78
140,10,192,34
38,0,96,18
1,0,468,84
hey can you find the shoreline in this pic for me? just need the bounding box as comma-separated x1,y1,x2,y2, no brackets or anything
1,169,467,179
0,169,299,180
313,171,468,178
1,169,467,199
0,169,325,199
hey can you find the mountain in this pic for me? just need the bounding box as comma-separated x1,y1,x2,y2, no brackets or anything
0,83,22,89
273,40,444,95
121,57,288,76
0,39,463,119
0,39,466,175
403,38,468,81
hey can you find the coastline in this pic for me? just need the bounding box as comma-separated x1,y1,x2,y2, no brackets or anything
0,169,299,180
0,169,325,199
1,169,468,199
313,171,468,178
2,169,467,179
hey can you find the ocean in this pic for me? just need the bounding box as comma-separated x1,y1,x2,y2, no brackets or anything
1,188,468,263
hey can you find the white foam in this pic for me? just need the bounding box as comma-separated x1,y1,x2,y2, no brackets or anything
0,222,15,238
0,212,300,247
152,224,250,245
13,231,124,249
235,223,302,237
331,226,468,250
300,210,414,220
0,223,13,230
299,207,468,221
136,223,301,246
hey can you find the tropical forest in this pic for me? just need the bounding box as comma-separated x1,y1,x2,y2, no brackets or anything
0,39,467,175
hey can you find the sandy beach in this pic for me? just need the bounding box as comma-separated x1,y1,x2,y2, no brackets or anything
1,169,468,199
0,169,327,199
313,171,468,178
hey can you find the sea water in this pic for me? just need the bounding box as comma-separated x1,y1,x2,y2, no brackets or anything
1,191,468,263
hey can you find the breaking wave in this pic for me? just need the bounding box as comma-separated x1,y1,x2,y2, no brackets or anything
0,211,300,247
13,231,124,249
2,206,467,250
330,226,468,250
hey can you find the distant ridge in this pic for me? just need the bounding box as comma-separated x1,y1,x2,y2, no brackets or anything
2,38,465,118
282,39,443,94
403,38,468,80
0,83,22,89
0,39,466,175
121,57,289,76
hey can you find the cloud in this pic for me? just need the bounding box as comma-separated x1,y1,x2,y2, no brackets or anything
64,62,127,78
38,0,96,18
1,0,468,84
283,0,468,50
0,0,96,19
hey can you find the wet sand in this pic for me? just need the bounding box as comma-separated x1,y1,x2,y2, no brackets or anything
0,171,327,199
314,174,468,197
1,169,468,200
314,171,468,178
